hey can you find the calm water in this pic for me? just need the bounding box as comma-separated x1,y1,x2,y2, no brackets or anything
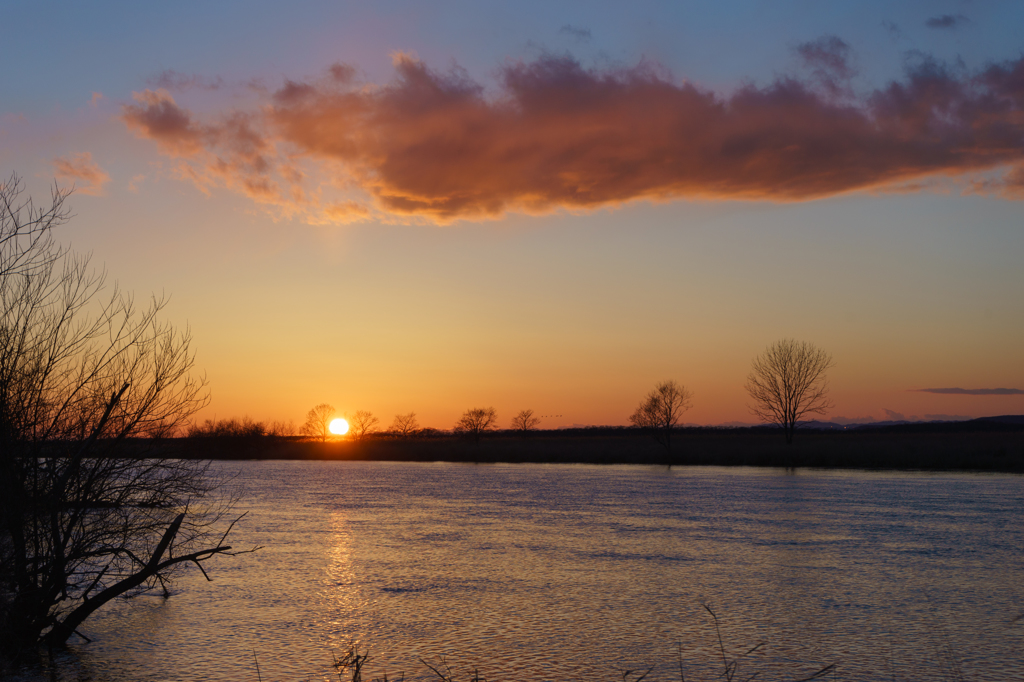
12,461,1024,682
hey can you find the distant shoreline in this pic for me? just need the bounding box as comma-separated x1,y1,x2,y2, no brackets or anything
160,419,1024,472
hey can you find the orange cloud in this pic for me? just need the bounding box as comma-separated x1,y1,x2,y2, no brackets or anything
52,152,111,196
122,89,208,157
122,52,1024,222
122,90,311,217
320,201,371,223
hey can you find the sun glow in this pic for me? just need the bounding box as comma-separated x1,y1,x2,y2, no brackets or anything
329,418,349,435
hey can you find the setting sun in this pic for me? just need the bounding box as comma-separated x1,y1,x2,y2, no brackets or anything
328,418,349,435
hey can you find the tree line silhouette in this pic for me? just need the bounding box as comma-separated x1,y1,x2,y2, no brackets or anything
198,338,834,452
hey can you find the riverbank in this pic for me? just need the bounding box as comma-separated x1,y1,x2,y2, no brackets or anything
167,421,1024,471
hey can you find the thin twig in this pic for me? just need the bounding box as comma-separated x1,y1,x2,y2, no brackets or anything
703,603,732,681
788,663,837,681
420,656,455,682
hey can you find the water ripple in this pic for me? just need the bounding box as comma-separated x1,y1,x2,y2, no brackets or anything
9,463,1023,682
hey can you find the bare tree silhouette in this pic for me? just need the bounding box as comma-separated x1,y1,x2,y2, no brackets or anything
629,380,693,452
745,339,835,444
389,412,419,436
349,410,380,438
454,407,498,442
510,409,541,432
0,174,251,649
301,403,335,442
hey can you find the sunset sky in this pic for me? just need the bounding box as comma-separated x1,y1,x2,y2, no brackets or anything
3,0,1023,429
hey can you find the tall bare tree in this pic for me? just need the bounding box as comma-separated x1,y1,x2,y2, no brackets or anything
629,380,693,452
349,410,379,439
453,407,498,442
389,412,419,436
745,339,835,444
300,403,335,442
0,174,249,649
510,409,541,432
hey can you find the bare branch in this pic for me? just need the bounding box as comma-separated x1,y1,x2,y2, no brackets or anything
389,412,419,437
453,407,498,443
629,380,692,453
510,409,541,432
350,410,380,439
745,339,835,444
300,403,335,442
0,174,239,651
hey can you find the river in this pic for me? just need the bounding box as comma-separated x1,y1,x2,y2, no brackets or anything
10,461,1024,681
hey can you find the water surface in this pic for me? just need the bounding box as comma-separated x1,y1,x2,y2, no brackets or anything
15,462,1024,681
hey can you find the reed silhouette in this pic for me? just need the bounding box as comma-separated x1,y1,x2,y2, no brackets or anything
269,608,842,682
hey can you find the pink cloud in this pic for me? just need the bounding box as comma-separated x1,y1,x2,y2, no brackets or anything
52,152,111,196
121,90,310,216
121,52,1024,223
121,89,208,157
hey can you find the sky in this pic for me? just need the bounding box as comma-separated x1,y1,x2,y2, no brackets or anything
3,0,1024,429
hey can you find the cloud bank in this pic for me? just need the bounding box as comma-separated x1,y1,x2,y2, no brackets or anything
122,50,1024,222
914,388,1024,396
